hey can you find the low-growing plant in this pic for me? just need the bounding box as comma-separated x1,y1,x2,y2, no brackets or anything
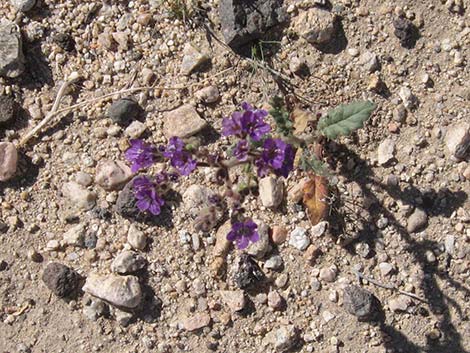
124,99,376,249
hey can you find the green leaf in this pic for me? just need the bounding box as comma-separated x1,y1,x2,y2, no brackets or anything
269,96,294,137
318,101,376,139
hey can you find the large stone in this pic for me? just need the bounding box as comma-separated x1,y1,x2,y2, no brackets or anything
0,95,16,124
343,285,380,321
445,123,470,159
0,20,25,78
127,224,147,250
259,176,284,208
95,160,133,191
219,0,286,50
10,0,36,12
111,250,146,274
0,142,18,181
293,8,337,45
61,181,96,211
180,43,210,76
163,104,207,139
42,262,79,298
82,274,142,309
288,227,310,251
63,223,86,247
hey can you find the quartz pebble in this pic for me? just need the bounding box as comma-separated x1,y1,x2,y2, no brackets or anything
180,43,210,75
124,121,146,139
294,8,337,45
95,160,133,191
127,224,147,250
289,227,310,251
83,274,142,309
388,295,412,312
0,142,18,181
63,224,86,247
267,290,285,310
219,290,246,313
445,123,470,159
378,139,396,165
259,176,284,208
264,325,298,352
265,255,284,270
319,266,337,282
62,182,96,211
181,312,211,331
379,262,394,276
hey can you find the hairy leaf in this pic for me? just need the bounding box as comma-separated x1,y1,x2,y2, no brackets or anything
303,174,329,226
269,96,293,137
318,101,376,139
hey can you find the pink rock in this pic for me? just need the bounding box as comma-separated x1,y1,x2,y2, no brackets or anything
95,160,132,190
0,142,18,181
181,312,211,331
271,225,287,245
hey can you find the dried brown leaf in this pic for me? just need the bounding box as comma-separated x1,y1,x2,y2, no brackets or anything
303,173,329,226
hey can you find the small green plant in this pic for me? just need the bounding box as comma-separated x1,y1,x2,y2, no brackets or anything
163,0,196,20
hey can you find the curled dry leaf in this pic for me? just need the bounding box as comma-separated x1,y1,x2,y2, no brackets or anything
303,173,329,226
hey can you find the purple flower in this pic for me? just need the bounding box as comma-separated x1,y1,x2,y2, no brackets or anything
125,139,156,173
256,138,295,178
227,219,260,249
161,137,197,176
133,176,164,215
233,140,249,161
222,102,271,141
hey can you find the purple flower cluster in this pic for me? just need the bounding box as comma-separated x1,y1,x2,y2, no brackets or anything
133,176,164,215
162,137,196,176
256,138,295,178
222,102,271,141
227,219,259,249
125,140,156,173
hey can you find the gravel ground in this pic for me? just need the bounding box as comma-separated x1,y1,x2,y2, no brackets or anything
0,1,469,353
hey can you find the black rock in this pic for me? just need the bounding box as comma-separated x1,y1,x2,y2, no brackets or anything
42,262,79,298
115,177,140,218
0,95,16,124
84,232,98,249
107,98,141,125
234,254,265,289
393,17,418,48
343,285,381,321
219,0,287,51
53,32,75,52
0,259,8,271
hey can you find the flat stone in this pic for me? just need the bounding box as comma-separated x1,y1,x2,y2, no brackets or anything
115,177,139,218
0,142,18,181
388,295,412,312
289,227,310,251
219,0,286,50
82,273,142,309
343,285,380,321
163,104,207,139
293,8,337,45
63,223,86,247
0,20,25,78
195,86,220,104
378,138,396,165
181,312,211,331
407,208,428,233
127,224,147,250
111,250,146,274
445,123,470,159
359,51,379,73
246,221,271,259
42,262,79,298
180,43,210,75
0,95,16,124
62,181,96,211
95,160,133,191
259,176,284,208
219,290,246,313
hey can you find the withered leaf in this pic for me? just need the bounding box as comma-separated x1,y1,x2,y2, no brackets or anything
303,173,329,226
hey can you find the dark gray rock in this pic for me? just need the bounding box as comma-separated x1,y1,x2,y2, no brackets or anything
107,98,141,125
393,17,418,48
234,254,265,289
0,20,25,78
219,0,286,50
343,285,380,321
42,262,79,298
0,95,16,124
115,177,139,218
